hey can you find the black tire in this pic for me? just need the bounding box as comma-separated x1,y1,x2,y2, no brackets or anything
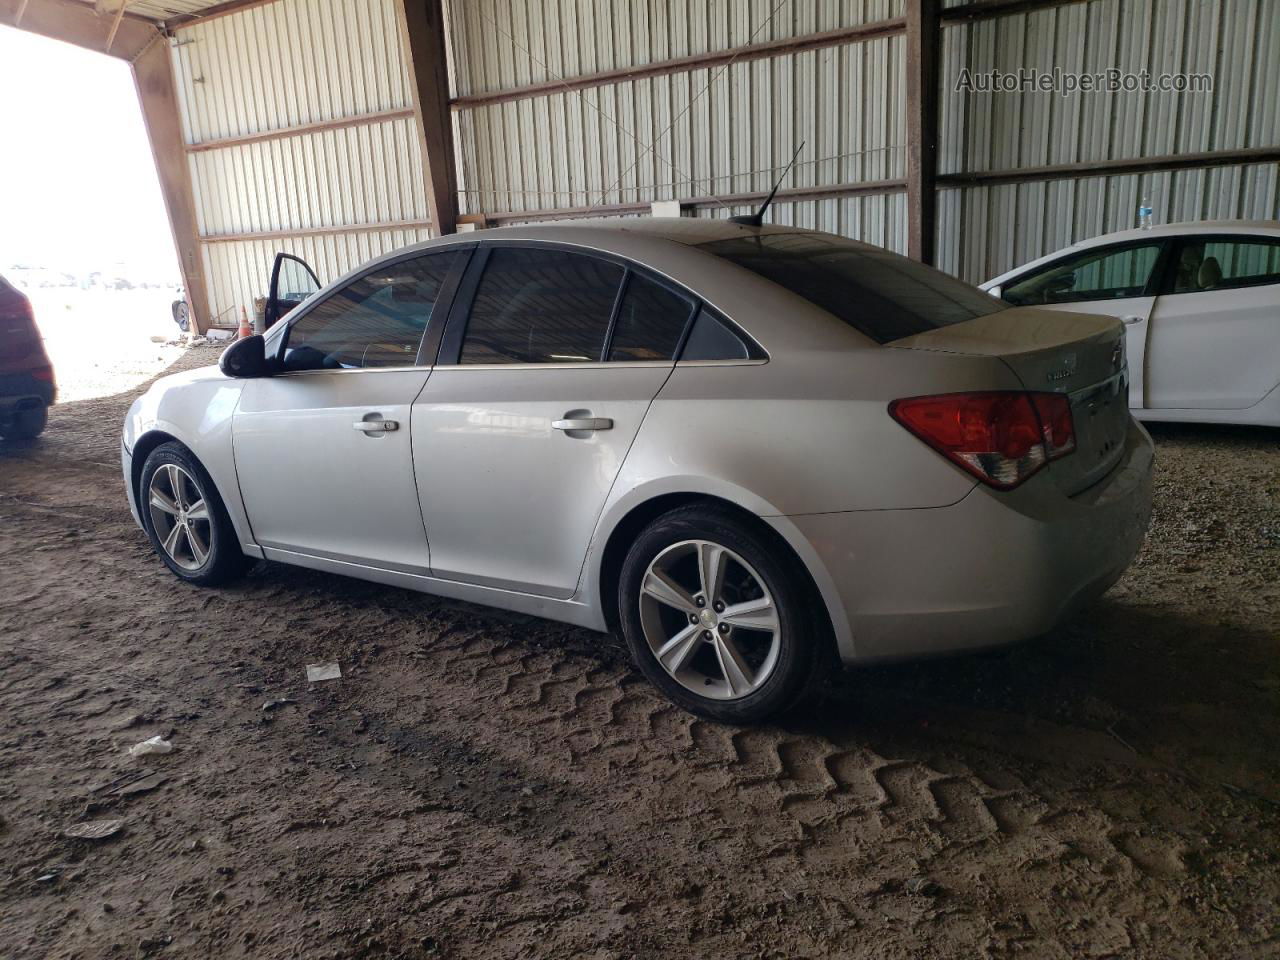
139,441,252,586
0,399,47,440
618,504,826,724
171,299,190,332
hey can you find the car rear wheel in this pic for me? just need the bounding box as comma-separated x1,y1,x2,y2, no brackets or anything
140,442,251,586
619,505,824,723
0,399,47,440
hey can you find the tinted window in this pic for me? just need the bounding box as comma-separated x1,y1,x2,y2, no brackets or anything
283,253,459,371
1171,237,1280,293
699,233,1005,344
461,247,624,364
606,273,694,361
1003,243,1161,306
680,308,753,361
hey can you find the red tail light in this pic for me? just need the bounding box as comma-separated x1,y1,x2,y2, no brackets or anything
33,365,55,383
889,391,1076,490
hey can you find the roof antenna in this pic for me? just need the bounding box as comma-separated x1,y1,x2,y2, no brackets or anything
729,140,805,227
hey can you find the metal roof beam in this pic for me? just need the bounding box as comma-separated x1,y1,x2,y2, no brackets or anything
1,0,160,60
133,33,213,334
163,0,279,31
399,0,458,236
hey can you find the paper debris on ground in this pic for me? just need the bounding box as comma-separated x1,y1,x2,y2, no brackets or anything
65,819,124,840
127,736,173,757
306,662,342,682
116,772,168,796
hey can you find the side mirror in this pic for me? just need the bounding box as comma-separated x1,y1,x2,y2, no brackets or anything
219,334,270,378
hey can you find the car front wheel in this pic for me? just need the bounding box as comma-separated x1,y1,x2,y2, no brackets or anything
619,505,823,723
139,442,251,586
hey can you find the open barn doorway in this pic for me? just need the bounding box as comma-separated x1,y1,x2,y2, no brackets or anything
0,25,186,402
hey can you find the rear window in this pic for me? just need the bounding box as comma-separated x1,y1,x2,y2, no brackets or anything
698,233,1006,344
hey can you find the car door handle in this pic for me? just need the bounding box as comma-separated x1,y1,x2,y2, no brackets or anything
353,419,399,433
1120,315,1145,325
552,418,613,432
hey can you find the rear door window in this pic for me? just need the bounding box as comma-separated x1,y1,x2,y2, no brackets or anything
606,273,695,362
679,307,757,361
460,247,624,364
699,233,1005,344
1168,237,1280,293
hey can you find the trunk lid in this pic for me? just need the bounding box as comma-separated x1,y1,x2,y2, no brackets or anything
889,307,1130,495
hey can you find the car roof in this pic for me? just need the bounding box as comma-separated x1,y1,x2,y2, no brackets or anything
983,219,1280,286
1069,219,1280,246
464,216,802,245
275,218,882,356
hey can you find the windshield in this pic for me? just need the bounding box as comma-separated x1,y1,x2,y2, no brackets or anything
698,233,1006,344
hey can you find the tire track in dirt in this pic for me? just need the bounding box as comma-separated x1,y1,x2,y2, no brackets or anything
393,617,1190,885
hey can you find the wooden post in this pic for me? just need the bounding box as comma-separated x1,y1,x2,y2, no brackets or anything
398,0,458,236
905,0,941,264
131,36,213,334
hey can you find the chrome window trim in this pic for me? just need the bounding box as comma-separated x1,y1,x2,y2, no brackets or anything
434,360,676,372
675,358,770,368
272,365,435,378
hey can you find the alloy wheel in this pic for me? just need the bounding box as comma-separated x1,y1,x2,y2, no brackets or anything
147,463,211,571
638,539,781,701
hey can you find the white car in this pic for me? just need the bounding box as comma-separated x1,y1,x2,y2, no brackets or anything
122,220,1153,723
983,220,1280,427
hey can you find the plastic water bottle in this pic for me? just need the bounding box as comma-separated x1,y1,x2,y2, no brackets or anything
1138,198,1153,230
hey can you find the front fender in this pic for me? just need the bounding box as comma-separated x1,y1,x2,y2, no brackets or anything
125,375,258,556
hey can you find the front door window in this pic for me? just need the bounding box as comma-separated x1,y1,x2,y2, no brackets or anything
283,252,461,371
1002,243,1164,306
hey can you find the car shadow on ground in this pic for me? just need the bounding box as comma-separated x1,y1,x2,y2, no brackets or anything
1142,419,1277,445
211,549,1278,808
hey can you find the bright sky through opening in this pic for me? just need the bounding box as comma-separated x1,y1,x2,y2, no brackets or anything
0,25,180,284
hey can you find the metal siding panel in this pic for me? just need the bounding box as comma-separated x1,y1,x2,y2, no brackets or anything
446,0,905,97
174,0,412,145
941,0,1280,176
937,0,1278,280
455,32,905,235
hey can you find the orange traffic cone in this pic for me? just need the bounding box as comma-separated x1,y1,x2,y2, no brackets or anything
238,306,252,339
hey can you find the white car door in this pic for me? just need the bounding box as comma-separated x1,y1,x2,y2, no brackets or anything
412,245,696,599
1145,235,1280,410
234,249,468,571
996,239,1168,408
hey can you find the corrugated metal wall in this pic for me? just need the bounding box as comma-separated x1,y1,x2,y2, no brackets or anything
448,0,909,252
171,0,430,323
171,0,1279,320
937,0,1280,281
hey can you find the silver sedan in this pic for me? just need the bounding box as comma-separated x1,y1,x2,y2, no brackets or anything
122,219,1154,723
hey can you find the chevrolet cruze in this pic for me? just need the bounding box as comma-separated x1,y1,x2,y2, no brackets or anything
122,219,1154,723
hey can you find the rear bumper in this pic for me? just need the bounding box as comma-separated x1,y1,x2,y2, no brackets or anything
788,418,1155,663
0,380,53,434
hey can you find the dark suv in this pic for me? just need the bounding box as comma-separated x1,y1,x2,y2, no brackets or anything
0,275,55,440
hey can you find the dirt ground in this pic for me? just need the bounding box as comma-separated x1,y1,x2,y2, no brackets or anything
2,344,1277,959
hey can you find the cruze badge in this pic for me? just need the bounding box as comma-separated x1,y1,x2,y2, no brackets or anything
1046,353,1077,382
